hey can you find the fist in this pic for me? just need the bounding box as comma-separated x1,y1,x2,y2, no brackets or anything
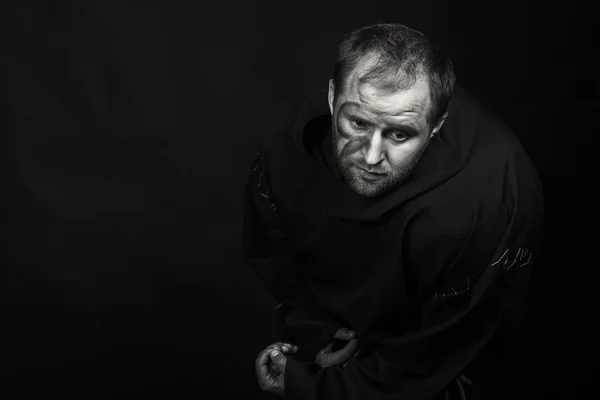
315,327,360,369
255,342,298,396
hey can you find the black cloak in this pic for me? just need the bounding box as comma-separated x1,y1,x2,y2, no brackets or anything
243,87,544,400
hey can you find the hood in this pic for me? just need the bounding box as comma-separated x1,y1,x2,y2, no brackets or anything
288,86,483,221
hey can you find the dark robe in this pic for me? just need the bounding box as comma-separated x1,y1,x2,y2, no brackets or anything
242,86,544,400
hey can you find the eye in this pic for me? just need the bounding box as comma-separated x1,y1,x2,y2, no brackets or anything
391,131,409,142
351,119,369,129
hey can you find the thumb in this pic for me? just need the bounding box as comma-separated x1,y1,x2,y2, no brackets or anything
269,349,287,373
334,327,356,341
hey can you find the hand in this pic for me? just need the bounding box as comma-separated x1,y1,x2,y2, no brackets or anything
315,327,360,369
255,342,298,396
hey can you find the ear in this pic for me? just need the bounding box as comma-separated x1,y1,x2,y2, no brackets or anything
430,112,448,138
328,79,335,115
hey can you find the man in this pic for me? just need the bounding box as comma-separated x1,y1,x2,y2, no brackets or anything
243,23,544,400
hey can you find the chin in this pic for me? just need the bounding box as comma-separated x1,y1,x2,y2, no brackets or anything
337,158,415,198
352,186,384,198
347,169,413,198
347,175,391,198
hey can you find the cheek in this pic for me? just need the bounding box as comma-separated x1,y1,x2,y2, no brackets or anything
335,114,354,140
341,137,369,158
387,144,424,167
334,122,368,159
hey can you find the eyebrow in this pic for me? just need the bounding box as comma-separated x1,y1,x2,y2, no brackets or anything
342,103,423,131
343,101,422,117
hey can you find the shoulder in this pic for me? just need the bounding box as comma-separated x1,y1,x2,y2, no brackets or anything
252,117,296,183
261,119,295,155
414,94,544,254
449,87,527,162
260,89,330,160
449,88,543,220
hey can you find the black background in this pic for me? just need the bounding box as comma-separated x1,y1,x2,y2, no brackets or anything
2,1,592,398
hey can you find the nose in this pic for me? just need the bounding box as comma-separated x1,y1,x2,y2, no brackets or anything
363,131,385,166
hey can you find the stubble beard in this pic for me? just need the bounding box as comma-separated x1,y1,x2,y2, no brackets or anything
331,124,427,198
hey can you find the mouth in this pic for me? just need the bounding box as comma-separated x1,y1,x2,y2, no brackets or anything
356,166,386,180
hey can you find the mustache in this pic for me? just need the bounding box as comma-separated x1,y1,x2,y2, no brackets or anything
359,167,387,175
354,163,387,175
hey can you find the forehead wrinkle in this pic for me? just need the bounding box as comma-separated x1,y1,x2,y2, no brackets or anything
345,102,419,121
355,84,429,117
348,100,426,125
340,72,431,131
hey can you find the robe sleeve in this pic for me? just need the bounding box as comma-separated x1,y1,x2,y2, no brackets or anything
283,152,545,400
242,148,344,362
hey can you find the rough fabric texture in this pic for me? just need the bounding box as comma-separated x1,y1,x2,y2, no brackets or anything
243,86,544,400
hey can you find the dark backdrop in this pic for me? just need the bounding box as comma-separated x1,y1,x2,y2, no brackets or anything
2,1,592,398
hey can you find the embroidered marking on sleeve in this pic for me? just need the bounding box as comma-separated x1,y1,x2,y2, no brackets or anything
252,152,260,172
491,247,532,271
456,374,472,400
491,249,509,266
253,152,277,212
434,277,475,305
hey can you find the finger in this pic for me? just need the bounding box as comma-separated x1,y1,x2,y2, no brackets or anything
334,327,356,341
321,338,358,366
269,349,287,373
281,343,298,354
256,343,291,368
260,342,296,355
339,349,360,369
315,342,334,363
255,347,274,384
266,342,298,354
256,343,294,389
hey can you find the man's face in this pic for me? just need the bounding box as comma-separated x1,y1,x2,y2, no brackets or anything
328,70,445,198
